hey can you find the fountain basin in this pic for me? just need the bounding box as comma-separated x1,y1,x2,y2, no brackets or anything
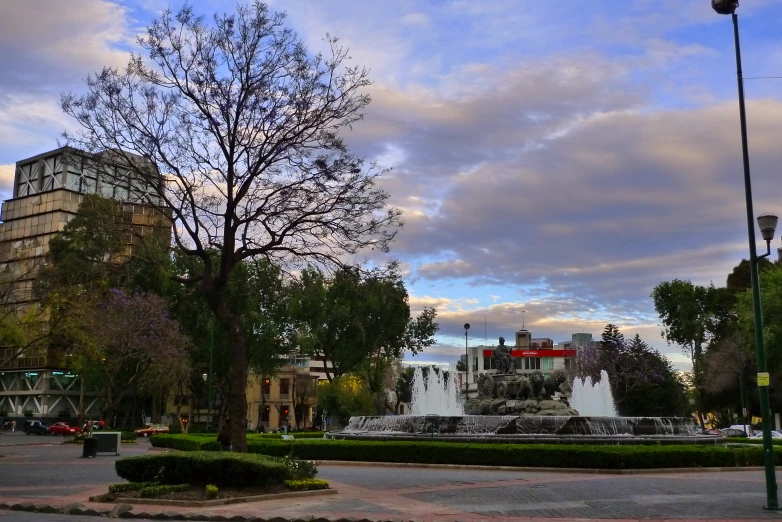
325,415,723,445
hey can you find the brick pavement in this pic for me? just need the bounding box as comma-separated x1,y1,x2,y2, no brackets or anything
2,442,782,520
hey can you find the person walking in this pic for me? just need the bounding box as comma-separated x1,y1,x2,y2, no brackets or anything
10,420,15,432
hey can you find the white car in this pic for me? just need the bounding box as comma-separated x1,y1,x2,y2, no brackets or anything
748,429,781,438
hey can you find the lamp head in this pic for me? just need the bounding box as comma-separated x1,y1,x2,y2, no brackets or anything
464,323,470,330
757,213,779,242
202,373,207,382
712,0,738,15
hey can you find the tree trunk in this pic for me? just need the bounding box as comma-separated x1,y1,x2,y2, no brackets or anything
151,393,160,424
77,376,86,427
693,344,705,429
186,394,192,434
226,321,248,452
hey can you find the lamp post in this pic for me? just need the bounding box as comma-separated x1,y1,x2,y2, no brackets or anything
464,323,471,398
205,318,214,433
713,0,779,509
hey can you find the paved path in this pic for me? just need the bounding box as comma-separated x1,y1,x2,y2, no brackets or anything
2,442,782,520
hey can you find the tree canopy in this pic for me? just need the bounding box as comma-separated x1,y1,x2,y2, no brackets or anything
62,1,402,450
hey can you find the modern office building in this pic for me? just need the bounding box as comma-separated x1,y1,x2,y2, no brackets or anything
0,147,168,420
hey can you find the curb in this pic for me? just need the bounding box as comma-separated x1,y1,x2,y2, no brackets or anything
314,459,780,474
0,500,355,521
91,488,336,507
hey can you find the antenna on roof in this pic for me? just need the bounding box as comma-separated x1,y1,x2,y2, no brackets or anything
521,310,526,330
484,315,487,345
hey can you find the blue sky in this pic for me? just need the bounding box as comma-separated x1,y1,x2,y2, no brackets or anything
3,0,782,369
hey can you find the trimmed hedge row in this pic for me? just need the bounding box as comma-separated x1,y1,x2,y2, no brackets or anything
284,478,329,491
115,451,289,487
140,483,189,498
726,437,782,446
148,434,776,469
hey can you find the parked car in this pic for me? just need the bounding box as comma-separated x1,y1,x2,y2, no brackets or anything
728,424,754,435
49,422,80,436
23,420,50,436
134,424,169,437
721,428,748,438
749,430,782,439
698,428,723,436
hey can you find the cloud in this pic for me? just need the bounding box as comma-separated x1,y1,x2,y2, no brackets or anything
0,164,14,195
0,0,132,93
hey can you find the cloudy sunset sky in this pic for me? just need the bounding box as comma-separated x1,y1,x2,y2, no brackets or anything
2,0,782,370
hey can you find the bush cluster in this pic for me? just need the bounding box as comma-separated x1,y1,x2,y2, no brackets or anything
284,478,330,491
121,431,138,442
139,484,190,498
205,484,218,499
108,481,157,494
115,451,290,487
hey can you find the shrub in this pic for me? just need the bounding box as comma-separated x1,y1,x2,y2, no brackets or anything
139,484,190,498
121,432,138,442
115,451,290,487
205,484,218,499
284,479,329,491
149,434,207,451
280,456,318,479
108,482,157,493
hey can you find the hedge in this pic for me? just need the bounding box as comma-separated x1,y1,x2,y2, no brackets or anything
284,478,329,491
148,435,777,469
115,451,290,487
140,484,189,498
149,432,324,450
727,437,782,446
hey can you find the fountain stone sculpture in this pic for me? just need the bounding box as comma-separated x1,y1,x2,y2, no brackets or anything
325,338,719,445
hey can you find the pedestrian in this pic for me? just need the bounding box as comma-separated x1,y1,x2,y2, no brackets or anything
217,424,232,452
10,420,15,432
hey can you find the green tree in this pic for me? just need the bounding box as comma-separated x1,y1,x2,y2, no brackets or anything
727,258,775,295
651,280,730,427
168,253,294,429
735,268,782,409
292,264,438,387
618,334,688,417
316,376,375,426
62,2,400,452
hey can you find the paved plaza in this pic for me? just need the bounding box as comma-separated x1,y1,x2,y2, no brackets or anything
1,435,782,521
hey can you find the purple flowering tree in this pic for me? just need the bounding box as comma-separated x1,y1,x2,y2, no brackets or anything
67,289,191,426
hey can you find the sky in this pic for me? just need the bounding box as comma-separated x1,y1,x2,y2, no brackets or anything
2,0,782,370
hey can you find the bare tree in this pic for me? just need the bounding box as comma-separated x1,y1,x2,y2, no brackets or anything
61,2,400,450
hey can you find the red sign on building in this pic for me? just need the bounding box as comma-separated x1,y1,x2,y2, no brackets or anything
482,349,577,358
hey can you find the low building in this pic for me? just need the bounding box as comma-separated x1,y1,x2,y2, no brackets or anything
247,354,320,431
462,329,578,399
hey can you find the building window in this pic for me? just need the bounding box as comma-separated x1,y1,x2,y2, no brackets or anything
17,163,40,196
262,378,271,396
279,378,290,396
542,357,554,370
564,358,572,369
472,357,478,372
525,357,541,370
483,357,497,370
261,406,270,422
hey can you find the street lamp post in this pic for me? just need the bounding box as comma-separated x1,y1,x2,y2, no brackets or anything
205,318,214,433
713,0,779,509
464,323,471,398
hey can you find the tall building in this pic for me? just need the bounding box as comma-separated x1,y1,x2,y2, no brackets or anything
0,147,168,420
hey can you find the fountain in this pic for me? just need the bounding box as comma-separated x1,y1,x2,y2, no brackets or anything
409,366,462,416
326,338,719,445
571,370,617,417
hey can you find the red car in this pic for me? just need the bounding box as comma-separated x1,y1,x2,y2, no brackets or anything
134,424,170,437
49,422,80,436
